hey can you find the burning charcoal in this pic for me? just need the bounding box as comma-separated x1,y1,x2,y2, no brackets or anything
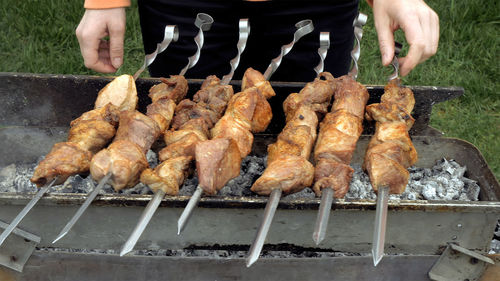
146,150,159,169
283,188,315,200
179,175,198,196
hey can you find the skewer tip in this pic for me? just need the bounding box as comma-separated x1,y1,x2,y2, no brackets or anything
245,254,259,268
312,232,324,246
119,244,133,257
51,232,67,244
372,249,384,266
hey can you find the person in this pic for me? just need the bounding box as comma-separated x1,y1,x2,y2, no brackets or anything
77,0,439,81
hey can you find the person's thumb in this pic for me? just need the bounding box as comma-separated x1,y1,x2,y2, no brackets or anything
375,17,395,66
108,17,126,69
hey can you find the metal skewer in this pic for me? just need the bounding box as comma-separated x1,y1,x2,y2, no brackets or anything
0,177,57,247
52,172,112,243
314,32,330,76
246,188,281,267
177,19,314,236
133,25,179,80
263,19,314,80
312,13,368,246
371,41,402,266
179,13,215,76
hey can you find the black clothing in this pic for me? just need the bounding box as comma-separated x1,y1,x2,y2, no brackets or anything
139,0,359,82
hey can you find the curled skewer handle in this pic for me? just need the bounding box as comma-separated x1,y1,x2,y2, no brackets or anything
314,32,330,76
263,19,314,80
133,25,179,80
221,19,251,85
388,42,403,82
349,13,368,80
179,13,214,76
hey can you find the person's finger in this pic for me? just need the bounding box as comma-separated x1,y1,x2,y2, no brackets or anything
374,15,396,66
108,12,126,69
429,10,439,58
399,15,425,76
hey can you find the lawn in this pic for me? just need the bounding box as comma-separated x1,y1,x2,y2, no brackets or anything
0,0,498,181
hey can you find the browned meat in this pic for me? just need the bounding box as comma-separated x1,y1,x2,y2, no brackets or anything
251,155,314,196
241,67,276,99
171,99,219,130
195,138,241,195
363,80,418,194
140,75,235,195
313,75,369,198
171,77,233,130
210,115,254,158
267,106,318,164
251,106,318,195
67,103,120,154
141,156,192,195
148,75,188,104
146,98,176,133
90,140,148,191
30,142,93,186
114,111,161,154
159,118,209,161
95,74,138,111
30,103,121,187
283,72,336,121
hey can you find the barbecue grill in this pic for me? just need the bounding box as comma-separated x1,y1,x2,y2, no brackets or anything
0,72,499,280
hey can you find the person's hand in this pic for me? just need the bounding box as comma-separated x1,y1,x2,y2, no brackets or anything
371,0,439,76
76,8,126,73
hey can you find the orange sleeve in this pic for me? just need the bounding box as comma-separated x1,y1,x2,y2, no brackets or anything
84,0,131,9
366,0,373,7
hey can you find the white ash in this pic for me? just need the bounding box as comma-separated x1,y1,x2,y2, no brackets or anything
0,157,481,202
36,246,365,259
345,158,481,201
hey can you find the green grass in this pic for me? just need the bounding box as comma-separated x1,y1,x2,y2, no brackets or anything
0,0,498,181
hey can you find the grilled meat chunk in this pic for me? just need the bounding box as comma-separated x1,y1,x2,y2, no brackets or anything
312,75,369,198
148,75,188,104
241,67,276,99
146,98,176,133
30,103,121,187
90,140,148,191
31,142,93,186
251,106,318,195
140,75,234,194
141,156,193,195
114,111,161,154
95,74,138,111
363,80,418,194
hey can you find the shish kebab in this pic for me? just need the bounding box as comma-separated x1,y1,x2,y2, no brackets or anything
0,72,139,247
312,12,368,245
246,32,335,267
365,42,417,266
119,18,250,256
52,13,214,243
176,19,315,235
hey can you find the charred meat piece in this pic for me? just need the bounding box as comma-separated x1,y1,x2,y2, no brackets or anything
363,80,417,194
95,74,138,111
313,75,369,198
90,140,148,191
148,75,188,104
